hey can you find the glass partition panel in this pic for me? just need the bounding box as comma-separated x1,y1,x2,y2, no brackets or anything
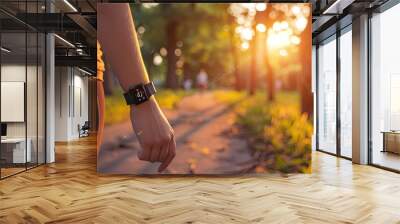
27,31,38,169
1,31,27,177
0,1,46,179
38,33,45,165
339,29,352,158
371,4,400,171
317,36,337,154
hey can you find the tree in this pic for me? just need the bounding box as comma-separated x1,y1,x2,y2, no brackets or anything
264,6,276,101
228,16,242,91
299,7,313,117
133,4,236,89
249,22,258,95
165,19,179,89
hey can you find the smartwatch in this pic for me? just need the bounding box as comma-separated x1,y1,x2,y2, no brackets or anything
123,81,157,105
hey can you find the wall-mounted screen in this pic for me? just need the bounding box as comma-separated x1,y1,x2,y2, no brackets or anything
1,82,25,122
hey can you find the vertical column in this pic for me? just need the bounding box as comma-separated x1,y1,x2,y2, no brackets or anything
336,30,341,156
352,14,369,164
88,77,98,132
46,0,55,163
312,45,317,151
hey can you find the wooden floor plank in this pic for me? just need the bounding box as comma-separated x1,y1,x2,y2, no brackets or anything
0,136,400,223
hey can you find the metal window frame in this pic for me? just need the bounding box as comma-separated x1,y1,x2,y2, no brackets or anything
367,0,400,173
315,0,400,172
315,20,353,161
0,0,47,180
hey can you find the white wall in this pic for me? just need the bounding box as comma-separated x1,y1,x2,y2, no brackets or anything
55,66,69,141
1,65,39,138
55,67,89,141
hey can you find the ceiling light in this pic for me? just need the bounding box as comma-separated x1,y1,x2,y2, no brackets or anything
54,34,75,48
323,0,355,15
63,0,78,12
1,47,11,53
78,67,93,76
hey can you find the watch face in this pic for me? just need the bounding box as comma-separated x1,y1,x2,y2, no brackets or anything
124,83,152,105
135,87,147,103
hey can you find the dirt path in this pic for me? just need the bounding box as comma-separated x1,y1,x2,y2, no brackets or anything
98,92,254,174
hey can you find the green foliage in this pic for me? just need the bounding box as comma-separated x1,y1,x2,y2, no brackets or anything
213,90,246,105
105,88,191,125
235,92,312,173
104,88,129,126
156,89,193,110
131,4,238,87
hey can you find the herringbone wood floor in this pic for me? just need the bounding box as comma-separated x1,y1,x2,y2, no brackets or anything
1,136,400,223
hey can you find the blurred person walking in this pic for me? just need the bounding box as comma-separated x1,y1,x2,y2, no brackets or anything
196,69,208,91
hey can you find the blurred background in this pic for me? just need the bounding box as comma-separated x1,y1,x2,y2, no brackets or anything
99,3,313,174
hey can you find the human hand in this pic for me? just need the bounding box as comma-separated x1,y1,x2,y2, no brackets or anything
130,97,176,172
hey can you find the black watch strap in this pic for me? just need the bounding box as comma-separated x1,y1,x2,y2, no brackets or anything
123,82,157,105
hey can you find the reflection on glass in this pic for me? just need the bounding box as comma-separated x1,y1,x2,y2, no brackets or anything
1,32,27,177
0,1,47,179
318,37,337,154
27,31,38,169
390,75,400,130
38,33,46,165
340,29,352,158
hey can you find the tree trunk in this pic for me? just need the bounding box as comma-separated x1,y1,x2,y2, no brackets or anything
229,19,241,91
264,38,275,101
166,21,179,89
249,27,257,95
264,8,275,101
300,8,313,118
266,60,275,101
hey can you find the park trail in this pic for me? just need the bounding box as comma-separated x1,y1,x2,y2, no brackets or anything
98,92,255,174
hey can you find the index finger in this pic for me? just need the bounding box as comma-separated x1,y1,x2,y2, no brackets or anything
158,136,176,172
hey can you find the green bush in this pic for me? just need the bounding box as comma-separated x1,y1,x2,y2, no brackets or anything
213,90,246,105
105,88,191,125
156,89,193,110
236,92,312,173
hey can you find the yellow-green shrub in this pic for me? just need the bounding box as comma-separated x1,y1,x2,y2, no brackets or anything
105,88,191,125
236,92,312,173
213,90,246,105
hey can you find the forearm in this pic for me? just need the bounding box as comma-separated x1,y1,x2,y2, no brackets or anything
97,3,149,91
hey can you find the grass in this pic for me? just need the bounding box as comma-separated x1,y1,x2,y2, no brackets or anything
105,88,192,125
213,89,246,105
234,91,312,173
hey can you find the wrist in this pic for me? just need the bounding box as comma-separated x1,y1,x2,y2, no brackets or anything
130,96,156,112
